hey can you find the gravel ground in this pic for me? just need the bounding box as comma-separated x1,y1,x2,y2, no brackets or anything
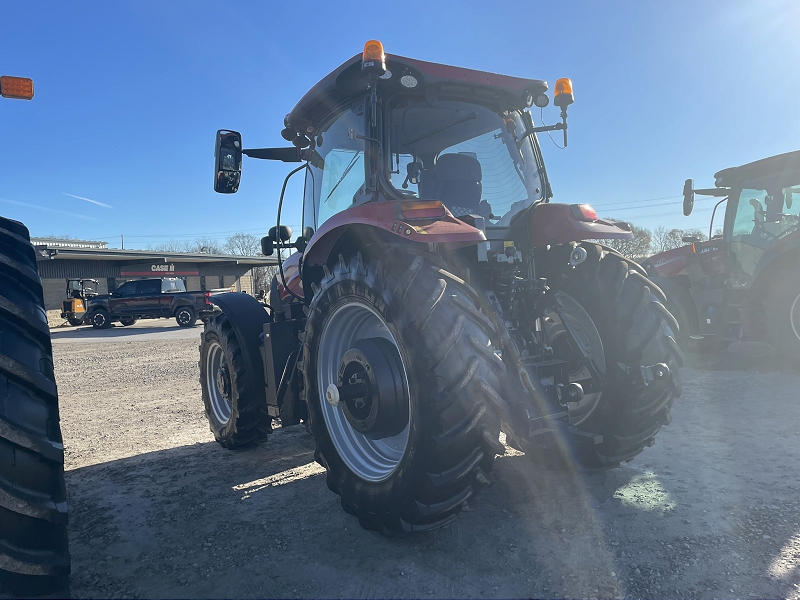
51,327,800,599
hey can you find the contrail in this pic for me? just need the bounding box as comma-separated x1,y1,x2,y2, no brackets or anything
0,198,98,221
63,192,113,209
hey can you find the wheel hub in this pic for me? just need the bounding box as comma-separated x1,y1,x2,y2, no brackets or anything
336,338,408,440
216,364,231,399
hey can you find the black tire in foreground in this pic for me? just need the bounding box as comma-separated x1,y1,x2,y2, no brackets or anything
767,275,800,369
300,252,506,535
90,308,111,329
0,216,70,596
175,306,196,328
542,243,684,469
199,313,271,448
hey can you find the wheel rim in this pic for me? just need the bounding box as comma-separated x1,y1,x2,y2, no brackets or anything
791,292,800,343
94,312,106,327
317,301,411,483
544,292,606,426
206,340,232,425
178,309,191,325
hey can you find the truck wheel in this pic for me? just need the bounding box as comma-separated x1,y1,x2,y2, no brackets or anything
0,217,70,595
119,317,137,327
199,313,271,448
542,244,683,469
300,252,506,534
767,276,800,369
67,316,84,327
175,306,196,327
90,309,111,329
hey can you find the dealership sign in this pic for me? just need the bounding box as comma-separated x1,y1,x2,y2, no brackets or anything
120,263,199,277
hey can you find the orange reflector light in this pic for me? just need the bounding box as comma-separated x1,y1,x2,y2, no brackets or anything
0,76,34,100
570,203,597,221
554,77,573,107
401,200,446,219
362,40,386,74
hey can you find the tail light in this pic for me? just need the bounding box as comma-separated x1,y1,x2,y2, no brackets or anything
204,291,211,304
400,201,446,219
570,204,598,222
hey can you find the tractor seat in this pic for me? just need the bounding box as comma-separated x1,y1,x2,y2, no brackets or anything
426,153,483,217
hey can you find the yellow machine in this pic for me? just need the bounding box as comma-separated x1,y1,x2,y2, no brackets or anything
61,278,98,326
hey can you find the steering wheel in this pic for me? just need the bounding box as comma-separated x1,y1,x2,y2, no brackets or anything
750,198,777,241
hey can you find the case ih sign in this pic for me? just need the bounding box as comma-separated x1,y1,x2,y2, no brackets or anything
119,263,199,277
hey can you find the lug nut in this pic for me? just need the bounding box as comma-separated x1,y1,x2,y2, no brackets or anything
325,384,340,407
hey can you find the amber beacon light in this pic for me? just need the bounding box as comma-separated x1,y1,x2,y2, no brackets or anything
0,76,34,100
362,40,386,75
554,78,573,107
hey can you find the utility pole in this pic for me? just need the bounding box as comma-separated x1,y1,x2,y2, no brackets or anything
121,234,124,249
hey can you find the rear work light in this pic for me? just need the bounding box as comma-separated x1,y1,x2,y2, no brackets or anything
570,204,598,221
400,201,446,219
0,76,34,100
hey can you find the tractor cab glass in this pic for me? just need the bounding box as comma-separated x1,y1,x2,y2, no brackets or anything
385,96,544,226
304,103,367,230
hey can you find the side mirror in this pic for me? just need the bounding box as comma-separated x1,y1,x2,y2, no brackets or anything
681,235,702,243
683,179,694,216
269,225,292,243
214,130,242,194
260,236,273,256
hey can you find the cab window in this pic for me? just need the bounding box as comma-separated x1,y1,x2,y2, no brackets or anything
115,281,136,296
139,280,162,295
304,102,366,229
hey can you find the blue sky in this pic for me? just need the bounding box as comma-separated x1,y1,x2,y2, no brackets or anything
1,0,798,249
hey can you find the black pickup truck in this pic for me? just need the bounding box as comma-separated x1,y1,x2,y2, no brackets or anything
84,277,213,329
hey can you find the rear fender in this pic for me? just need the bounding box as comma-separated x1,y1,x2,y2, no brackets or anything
302,200,485,269
530,203,633,248
208,292,272,405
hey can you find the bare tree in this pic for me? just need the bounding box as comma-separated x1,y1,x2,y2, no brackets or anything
651,226,686,254
148,237,224,254
599,220,653,260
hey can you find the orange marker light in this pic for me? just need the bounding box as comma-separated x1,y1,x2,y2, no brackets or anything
401,200,446,219
0,76,34,100
554,77,573,107
362,40,386,75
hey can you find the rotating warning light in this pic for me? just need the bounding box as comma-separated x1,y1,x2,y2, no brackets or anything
0,76,34,100
362,40,386,75
554,78,574,107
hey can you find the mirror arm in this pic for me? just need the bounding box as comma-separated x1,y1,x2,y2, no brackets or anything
694,187,730,198
243,147,303,162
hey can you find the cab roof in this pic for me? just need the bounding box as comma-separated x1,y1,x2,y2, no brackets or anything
285,53,549,135
715,150,800,188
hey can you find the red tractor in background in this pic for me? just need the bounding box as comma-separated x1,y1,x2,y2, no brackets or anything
644,151,800,363
201,41,682,534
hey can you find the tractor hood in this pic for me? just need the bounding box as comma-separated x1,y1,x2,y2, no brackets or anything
285,53,549,135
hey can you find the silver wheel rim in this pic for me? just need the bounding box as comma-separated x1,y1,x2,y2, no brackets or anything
317,301,411,483
178,309,191,325
206,340,232,425
94,313,106,327
791,292,800,343
543,292,606,426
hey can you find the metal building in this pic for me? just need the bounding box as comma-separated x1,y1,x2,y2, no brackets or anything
33,238,277,311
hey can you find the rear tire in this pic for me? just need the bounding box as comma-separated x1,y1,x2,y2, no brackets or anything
119,316,137,327
67,316,84,327
542,244,683,468
90,309,111,329
301,252,505,534
175,306,196,327
0,217,70,596
767,275,800,369
199,313,271,448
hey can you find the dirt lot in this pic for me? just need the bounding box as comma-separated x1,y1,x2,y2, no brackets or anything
50,322,800,599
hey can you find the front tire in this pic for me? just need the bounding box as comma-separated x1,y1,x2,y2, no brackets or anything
544,244,683,468
0,217,70,595
90,309,111,329
175,306,196,327
301,252,506,534
767,275,800,369
199,313,271,448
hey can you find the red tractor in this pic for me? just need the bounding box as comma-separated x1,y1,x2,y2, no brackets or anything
644,151,800,362
201,41,682,533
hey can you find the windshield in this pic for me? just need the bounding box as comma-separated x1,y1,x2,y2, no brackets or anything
386,97,545,225
731,182,800,245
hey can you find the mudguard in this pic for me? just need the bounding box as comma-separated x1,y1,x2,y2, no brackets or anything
208,292,272,401
752,231,800,286
530,203,632,247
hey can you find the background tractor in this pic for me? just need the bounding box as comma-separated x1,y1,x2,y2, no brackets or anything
200,41,682,534
61,278,98,326
0,76,70,596
644,151,800,363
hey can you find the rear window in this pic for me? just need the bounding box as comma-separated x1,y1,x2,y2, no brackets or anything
161,278,186,293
